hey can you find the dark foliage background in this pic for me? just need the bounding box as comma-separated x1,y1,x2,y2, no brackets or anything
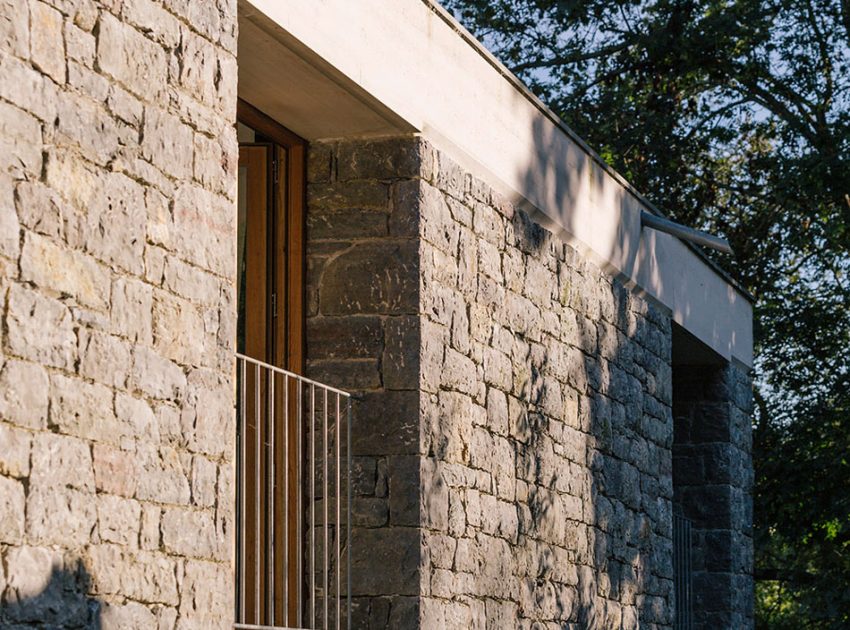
442,0,850,625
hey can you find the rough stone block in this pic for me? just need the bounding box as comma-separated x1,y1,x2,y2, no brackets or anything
131,346,186,401
387,456,420,527
142,105,194,179
0,172,20,258
0,475,25,543
152,289,205,366
88,545,179,605
441,347,478,397
0,0,29,59
179,28,218,106
308,180,389,211
54,89,121,165
49,373,124,443
0,422,30,479
78,329,132,389
191,455,217,508
116,392,160,441
65,20,96,67
97,494,142,546
0,359,49,429
84,172,145,274
111,276,153,344
26,485,96,546
21,233,110,310
97,12,167,102
0,47,58,122
383,315,419,389
101,601,158,630
30,1,66,83
172,183,234,277
307,315,383,360
177,560,232,628
352,391,420,456
0,101,42,178
122,0,181,49
319,242,419,315
7,283,76,369
180,368,232,458
350,527,420,597
161,506,220,560
30,431,95,492
135,443,190,505
93,443,138,498
140,503,160,550
337,137,423,181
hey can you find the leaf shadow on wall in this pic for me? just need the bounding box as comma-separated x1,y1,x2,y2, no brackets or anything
489,112,672,628
0,560,102,628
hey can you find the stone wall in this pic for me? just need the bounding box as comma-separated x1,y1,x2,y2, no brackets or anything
673,362,754,629
306,136,679,629
0,2,237,628
305,138,425,627
416,143,676,629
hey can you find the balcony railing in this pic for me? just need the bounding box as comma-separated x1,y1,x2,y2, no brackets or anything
234,353,351,630
673,512,693,630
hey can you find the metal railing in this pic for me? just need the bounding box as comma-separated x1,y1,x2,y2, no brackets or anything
235,353,351,630
673,513,693,630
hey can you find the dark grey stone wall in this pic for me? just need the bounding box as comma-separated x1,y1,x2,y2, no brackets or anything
305,138,427,627
673,362,754,629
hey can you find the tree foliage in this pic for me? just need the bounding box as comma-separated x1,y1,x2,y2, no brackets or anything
443,0,850,625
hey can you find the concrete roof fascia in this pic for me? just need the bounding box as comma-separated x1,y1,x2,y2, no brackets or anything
421,0,754,304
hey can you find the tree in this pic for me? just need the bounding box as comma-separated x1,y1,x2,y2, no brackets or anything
443,0,850,625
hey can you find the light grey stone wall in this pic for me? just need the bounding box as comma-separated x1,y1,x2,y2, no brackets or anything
417,143,676,630
0,2,238,628
673,362,754,629
306,136,678,629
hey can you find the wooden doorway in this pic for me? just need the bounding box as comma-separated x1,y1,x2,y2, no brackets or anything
236,99,306,627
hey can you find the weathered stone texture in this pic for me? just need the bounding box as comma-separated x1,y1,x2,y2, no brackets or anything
307,137,679,629
306,137,426,626
0,2,237,626
418,142,676,629
673,362,754,629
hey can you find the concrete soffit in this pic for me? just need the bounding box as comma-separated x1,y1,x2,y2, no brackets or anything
237,0,754,368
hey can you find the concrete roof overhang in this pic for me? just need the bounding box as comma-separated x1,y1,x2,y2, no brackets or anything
238,0,754,368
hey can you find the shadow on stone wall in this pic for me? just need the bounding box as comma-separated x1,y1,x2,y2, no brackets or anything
505,150,672,627
0,560,102,628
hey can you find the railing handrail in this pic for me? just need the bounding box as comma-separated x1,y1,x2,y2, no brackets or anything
235,352,352,398
235,624,308,630
235,353,351,630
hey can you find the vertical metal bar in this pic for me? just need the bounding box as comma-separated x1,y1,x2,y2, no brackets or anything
268,370,275,624
685,521,694,630
323,388,329,630
346,400,352,630
310,383,316,628
255,363,261,624
674,515,678,629
336,393,341,630
239,358,247,624
297,378,303,629
283,373,289,626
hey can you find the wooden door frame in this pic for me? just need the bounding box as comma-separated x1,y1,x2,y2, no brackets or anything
237,97,306,376
237,99,307,627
